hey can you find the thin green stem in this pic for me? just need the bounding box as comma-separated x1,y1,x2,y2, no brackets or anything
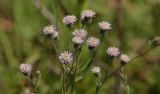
96,76,101,94
77,54,90,69
100,66,122,87
53,41,59,53
27,76,38,94
34,76,39,94
61,72,65,94
67,28,71,50
57,38,63,52
100,34,104,44
70,47,80,93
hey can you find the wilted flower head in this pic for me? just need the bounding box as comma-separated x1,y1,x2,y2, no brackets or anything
72,36,84,45
81,10,96,24
120,54,130,66
63,15,77,26
98,21,111,31
23,88,32,94
72,29,87,38
59,51,73,64
19,63,32,76
120,54,130,63
106,47,120,58
91,66,101,76
43,25,58,38
151,36,160,47
87,37,100,49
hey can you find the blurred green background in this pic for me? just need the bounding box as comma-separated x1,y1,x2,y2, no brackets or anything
0,0,160,94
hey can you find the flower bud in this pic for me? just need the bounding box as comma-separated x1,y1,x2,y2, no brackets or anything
36,70,41,78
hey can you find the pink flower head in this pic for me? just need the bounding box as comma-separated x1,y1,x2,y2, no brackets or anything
106,47,120,57
63,15,77,25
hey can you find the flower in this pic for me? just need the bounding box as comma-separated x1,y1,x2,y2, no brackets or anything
63,15,77,26
81,10,96,23
43,25,58,38
72,29,87,38
106,47,120,57
23,88,32,94
19,63,32,76
72,36,84,45
98,21,111,30
120,54,130,63
59,51,73,64
87,37,100,49
91,66,101,76
81,10,96,20
151,36,160,46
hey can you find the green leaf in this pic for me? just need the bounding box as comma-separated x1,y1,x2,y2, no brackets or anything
0,28,18,68
61,73,65,94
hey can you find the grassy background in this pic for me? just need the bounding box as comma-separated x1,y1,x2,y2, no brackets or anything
0,0,160,94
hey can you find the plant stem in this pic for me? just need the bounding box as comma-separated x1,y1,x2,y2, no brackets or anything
57,38,63,52
95,66,121,94
34,76,39,94
27,76,38,94
130,47,153,62
100,33,104,44
68,28,71,50
96,76,101,94
100,66,122,87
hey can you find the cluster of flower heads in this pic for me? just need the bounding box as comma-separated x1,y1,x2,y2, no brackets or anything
106,47,130,63
42,10,130,66
91,47,131,74
58,10,102,64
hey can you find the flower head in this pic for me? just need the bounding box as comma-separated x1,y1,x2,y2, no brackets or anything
151,36,160,47
19,63,32,76
106,47,120,58
81,10,96,23
87,37,100,49
72,36,84,45
43,25,58,38
63,15,77,26
98,21,111,30
72,29,87,38
23,88,32,94
59,51,73,64
81,10,96,20
120,54,130,63
91,66,101,76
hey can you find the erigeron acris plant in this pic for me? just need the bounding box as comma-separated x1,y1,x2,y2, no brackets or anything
41,9,131,94
19,9,160,94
